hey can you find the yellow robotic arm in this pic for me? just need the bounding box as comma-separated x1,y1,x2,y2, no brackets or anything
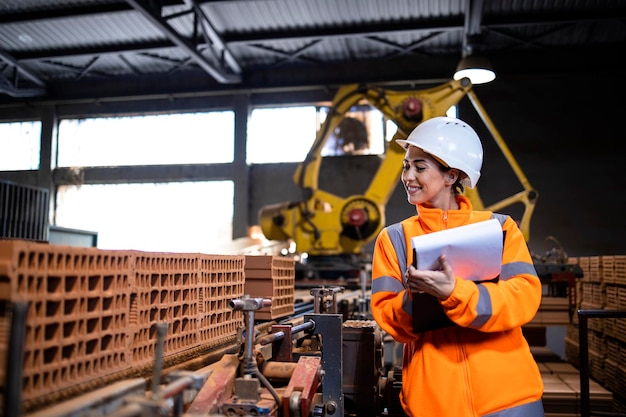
259,78,537,267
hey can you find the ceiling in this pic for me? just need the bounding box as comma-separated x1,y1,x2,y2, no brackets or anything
0,0,624,104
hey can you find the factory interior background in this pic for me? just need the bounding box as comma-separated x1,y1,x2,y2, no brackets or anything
1,1,626,416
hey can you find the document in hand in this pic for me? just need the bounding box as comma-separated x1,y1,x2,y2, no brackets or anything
410,219,504,333
411,218,503,281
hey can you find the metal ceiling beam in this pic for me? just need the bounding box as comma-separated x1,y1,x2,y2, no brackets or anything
225,18,464,44
124,0,241,84
248,40,322,66
0,50,45,87
0,73,45,98
461,0,485,56
365,31,445,57
0,44,618,107
0,49,46,97
14,41,176,61
183,0,241,74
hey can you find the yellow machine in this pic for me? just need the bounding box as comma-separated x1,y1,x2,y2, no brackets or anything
259,77,538,279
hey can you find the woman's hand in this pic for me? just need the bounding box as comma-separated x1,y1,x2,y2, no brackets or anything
405,254,456,298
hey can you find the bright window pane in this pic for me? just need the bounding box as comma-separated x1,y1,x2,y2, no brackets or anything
54,181,233,253
57,112,234,167
0,121,41,170
247,107,317,163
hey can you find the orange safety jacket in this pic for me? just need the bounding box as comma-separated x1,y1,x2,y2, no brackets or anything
371,196,544,417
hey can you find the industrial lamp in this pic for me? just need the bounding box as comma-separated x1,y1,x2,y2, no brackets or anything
453,54,496,85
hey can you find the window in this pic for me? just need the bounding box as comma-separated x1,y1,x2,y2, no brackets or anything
247,106,317,164
53,111,236,253
0,121,41,170
319,105,386,156
56,112,234,167
55,181,233,253
247,105,389,164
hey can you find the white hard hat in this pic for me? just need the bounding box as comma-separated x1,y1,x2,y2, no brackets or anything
396,116,483,188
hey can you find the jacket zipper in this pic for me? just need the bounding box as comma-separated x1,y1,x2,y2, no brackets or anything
457,329,477,416
449,213,475,414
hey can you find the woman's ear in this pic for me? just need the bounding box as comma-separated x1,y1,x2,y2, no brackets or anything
446,169,459,185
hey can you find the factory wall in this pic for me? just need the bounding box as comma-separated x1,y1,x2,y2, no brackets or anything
1,72,624,257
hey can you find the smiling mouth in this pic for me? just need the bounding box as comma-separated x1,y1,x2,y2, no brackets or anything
406,185,421,193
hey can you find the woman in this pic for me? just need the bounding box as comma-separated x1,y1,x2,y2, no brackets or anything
370,116,544,417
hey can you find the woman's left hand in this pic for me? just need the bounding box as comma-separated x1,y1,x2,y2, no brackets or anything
405,254,456,298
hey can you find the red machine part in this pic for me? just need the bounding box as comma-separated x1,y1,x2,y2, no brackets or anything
402,96,423,118
282,355,322,416
186,353,239,415
347,207,367,226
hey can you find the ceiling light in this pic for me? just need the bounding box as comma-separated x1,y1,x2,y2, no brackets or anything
453,54,496,85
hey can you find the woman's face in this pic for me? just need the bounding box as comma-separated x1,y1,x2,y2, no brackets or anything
401,146,454,208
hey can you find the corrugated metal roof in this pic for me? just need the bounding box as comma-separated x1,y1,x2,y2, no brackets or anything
0,0,623,101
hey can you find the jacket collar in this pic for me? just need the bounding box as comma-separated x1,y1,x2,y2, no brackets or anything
414,195,473,233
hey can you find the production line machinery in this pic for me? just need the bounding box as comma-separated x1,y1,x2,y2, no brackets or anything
16,286,400,417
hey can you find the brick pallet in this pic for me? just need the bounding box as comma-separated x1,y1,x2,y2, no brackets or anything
0,239,245,408
244,255,295,321
565,255,626,412
539,361,614,416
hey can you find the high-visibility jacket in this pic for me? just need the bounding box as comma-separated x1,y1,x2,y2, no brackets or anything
371,196,544,417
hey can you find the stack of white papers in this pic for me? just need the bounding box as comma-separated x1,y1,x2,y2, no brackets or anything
410,219,503,281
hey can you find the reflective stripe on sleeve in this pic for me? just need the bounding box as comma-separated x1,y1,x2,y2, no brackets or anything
482,399,544,417
491,212,507,226
501,261,538,281
376,223,414,317
386,222,408,281
470,283,493,327
402,291,412,316
371,275,405,294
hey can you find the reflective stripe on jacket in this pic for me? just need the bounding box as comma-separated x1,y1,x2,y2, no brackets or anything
370,195,544,417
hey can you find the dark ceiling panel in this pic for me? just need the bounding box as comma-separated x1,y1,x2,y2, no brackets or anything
0,0,624,104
